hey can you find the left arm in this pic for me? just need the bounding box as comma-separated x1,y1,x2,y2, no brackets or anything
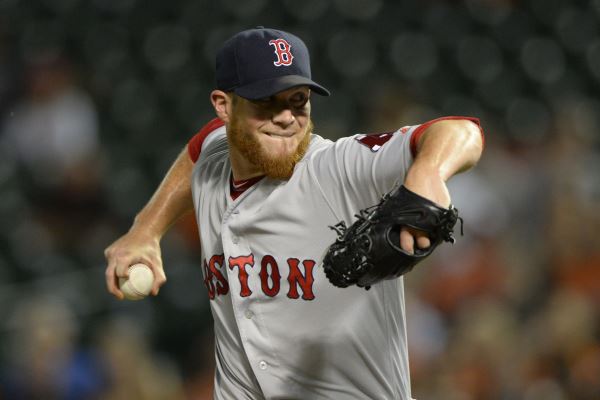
401,119,484,252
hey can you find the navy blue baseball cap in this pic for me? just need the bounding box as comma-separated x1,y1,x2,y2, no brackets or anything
216,27,330,100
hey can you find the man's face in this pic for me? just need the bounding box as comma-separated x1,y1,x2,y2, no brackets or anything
227,86,313,179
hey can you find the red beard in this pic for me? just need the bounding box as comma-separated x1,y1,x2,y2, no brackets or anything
227,116,313,179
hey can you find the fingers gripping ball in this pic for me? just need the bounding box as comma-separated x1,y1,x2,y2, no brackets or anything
323,185,463,290
119,263,154,300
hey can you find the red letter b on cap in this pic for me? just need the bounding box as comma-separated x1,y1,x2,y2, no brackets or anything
269,39,294,66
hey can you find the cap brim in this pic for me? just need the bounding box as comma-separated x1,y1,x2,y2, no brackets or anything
234,75,330,100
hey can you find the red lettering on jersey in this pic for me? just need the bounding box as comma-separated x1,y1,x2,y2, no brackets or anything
208,254,229,296
203,255,229,300
202,260,215,300
287,258,316,300
260,255,281,297
269,39,294,66
229,254,255,297
355,132,395,153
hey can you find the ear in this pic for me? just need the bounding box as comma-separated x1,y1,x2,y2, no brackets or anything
210,90,233,123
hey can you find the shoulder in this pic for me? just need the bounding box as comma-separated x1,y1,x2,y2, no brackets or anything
305,133,333,156
304,128,407,159
187,118,226,163
192,129,230,187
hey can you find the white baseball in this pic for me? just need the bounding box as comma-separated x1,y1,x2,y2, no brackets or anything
119,263,154,300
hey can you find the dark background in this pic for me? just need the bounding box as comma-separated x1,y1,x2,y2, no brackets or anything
0,0,599,399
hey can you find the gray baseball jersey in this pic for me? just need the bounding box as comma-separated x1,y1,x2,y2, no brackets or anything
189,117,473,399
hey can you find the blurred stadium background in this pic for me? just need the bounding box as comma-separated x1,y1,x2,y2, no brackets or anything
0,0,599,399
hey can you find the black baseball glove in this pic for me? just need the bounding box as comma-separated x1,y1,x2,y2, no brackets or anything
323,185,462,290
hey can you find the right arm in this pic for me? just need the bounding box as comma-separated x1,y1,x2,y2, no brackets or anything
104,147,195,299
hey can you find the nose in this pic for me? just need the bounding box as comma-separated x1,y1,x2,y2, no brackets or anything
272,108,295,128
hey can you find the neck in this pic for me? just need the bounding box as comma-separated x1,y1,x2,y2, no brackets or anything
229,146,265,181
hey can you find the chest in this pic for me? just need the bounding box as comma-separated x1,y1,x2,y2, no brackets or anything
193,163,340,302
199,170,335,251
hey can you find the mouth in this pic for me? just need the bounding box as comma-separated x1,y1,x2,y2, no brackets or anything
265,132,295,138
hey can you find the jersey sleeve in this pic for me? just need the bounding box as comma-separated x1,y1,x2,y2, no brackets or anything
309,116,484,216
187,118,226,163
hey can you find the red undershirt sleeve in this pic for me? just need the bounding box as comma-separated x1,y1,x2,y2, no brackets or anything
187,118,226,163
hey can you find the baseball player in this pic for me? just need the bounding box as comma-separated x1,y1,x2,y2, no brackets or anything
105,27,484,399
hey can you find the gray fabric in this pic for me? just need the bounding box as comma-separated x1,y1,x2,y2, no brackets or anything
192,125,419,400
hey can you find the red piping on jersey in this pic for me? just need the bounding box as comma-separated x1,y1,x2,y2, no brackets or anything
188,118,226,162
409,116,485,158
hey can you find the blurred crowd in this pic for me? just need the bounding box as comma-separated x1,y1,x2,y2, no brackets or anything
0,0,598,399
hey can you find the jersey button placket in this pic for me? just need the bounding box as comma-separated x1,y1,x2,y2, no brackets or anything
225,203,275,387
230,209,240,244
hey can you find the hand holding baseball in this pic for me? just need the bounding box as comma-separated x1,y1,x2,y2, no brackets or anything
104,228,167,300
119,263,154,300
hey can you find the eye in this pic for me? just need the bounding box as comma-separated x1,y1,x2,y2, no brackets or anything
289,92,308,108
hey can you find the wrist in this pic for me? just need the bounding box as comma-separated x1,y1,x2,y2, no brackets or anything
404,163,451,208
